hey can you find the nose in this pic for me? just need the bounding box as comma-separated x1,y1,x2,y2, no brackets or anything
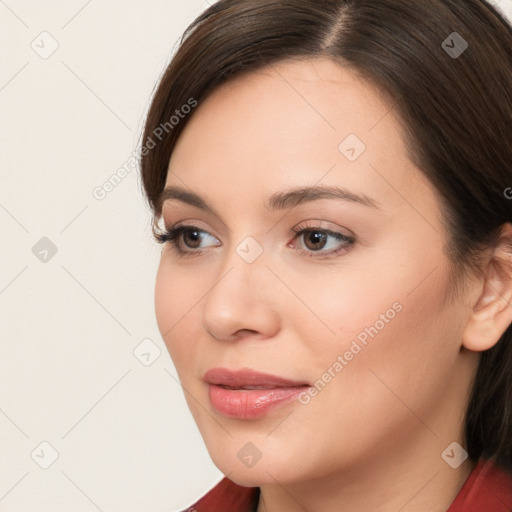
202,245,281,342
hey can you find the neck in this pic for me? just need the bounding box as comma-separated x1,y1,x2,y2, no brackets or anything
255,438,476,512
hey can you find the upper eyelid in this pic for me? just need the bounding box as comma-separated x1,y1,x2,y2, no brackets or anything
293,220,354,237
161,206,233,235
163,217,227,238
169,224,217,237
167,223,345,238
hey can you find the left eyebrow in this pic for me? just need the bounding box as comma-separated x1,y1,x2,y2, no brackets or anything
159,184,381,214
266,185,381,210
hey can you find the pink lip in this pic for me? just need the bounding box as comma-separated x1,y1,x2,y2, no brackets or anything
203,367,310,388
204,367,311,419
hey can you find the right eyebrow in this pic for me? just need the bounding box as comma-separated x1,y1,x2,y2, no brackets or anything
266,185,381,210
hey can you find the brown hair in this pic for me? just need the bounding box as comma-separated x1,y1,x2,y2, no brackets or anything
139,0,512,471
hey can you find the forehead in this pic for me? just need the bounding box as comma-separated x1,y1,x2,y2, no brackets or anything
164,57,435,221
171,57,395,158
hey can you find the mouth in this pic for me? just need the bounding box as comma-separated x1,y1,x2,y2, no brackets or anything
203,367,311,419
203,367,310,388
216,384,298,390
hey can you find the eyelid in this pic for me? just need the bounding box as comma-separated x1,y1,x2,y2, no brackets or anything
290,219,354,238
161,208,231,236
163,219,221,238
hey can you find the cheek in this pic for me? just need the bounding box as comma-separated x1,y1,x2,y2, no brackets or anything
283,263,403,361
324,264,458,422
154,258,204,363
290,251,458,405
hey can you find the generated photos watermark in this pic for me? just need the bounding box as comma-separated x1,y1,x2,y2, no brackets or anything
92,98,198,201
298,301,403,405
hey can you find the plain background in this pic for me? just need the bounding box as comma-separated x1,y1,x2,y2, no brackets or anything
1,1,511,511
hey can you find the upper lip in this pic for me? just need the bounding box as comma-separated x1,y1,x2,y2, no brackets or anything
203,367,310,388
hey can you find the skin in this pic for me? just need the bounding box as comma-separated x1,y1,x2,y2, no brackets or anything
154,58,512,512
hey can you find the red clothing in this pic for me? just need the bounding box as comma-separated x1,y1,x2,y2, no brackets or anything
181,457,512,511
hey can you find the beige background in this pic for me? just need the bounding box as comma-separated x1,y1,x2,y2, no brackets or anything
1,1,511,511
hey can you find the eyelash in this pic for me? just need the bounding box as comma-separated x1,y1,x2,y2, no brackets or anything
155,222,355,259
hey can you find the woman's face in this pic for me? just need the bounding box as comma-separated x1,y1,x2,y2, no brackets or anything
155,58,479,485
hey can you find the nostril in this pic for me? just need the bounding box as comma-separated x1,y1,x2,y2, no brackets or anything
234,329,259,338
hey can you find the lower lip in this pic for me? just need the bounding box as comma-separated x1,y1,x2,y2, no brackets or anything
208,384,310,419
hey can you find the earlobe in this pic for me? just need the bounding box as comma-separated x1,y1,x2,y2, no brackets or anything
461,223,512,352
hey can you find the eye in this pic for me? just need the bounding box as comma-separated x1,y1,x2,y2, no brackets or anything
155,224,220,256
155,221,355,260
290,222,355,258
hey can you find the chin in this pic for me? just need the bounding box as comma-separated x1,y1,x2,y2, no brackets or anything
213,454,302,487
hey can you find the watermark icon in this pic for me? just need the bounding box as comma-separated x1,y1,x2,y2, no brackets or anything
133,338,161,367
32,237,58,263
503,187,512,200
31,31,59,60
298,301,403,405
441,441,468,469
442,32,468,59
339,133,366,162
236,236,264,264
237,442,263,468
92,98,197,201
31,441,59,469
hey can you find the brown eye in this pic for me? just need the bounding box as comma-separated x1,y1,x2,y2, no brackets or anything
157,225,220,257
182,229,203,249
302,231,328,251
291,225,355,259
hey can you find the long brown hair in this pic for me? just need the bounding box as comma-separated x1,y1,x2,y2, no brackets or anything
139,0,512,471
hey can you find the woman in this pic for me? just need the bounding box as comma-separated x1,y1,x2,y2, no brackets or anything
140,0,512,510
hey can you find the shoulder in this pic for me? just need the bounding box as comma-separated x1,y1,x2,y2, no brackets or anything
180,476,260,512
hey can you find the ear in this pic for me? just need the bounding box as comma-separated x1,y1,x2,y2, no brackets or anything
462,223,512,352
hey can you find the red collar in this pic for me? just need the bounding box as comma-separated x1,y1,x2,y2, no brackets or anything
185,476,259,512
185,457,512,511
446,457,512,511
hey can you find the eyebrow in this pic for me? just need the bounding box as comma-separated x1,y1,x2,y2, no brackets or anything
159,184,381,216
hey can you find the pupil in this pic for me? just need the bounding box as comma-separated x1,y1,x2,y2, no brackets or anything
185,230,201,248
306,231,326,250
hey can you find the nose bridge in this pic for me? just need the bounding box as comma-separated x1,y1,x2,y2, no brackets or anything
201,232,279,340
208,233,268,304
